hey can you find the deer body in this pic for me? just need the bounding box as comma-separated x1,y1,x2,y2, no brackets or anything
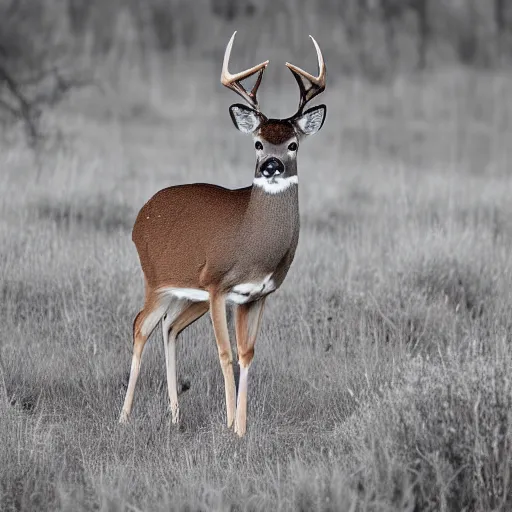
119,32,326,436
133,182,299,305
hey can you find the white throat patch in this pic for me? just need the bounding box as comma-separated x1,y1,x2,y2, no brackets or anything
253,175,298,194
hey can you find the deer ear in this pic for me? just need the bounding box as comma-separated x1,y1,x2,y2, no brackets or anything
293,104,326,135
229,104,265,134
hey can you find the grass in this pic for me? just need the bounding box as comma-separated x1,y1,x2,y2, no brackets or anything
1,62,512,511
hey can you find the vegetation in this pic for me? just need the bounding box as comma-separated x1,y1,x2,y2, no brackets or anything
1,1,512,510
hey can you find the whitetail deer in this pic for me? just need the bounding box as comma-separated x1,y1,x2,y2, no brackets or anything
119,32,326,436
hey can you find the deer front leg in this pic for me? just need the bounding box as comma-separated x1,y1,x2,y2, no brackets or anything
234,298,266,437
209,293,236,428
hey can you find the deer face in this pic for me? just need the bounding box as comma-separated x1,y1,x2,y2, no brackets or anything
229,105,326,182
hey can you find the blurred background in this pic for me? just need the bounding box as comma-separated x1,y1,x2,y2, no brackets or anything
3,0,512,81
1,0,512,145
2,2,512,510
2,0,512,184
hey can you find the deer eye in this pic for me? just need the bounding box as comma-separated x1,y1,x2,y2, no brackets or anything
288,142,298,151
255,141,263,150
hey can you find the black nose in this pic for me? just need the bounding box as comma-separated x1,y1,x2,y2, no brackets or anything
260,158,284,178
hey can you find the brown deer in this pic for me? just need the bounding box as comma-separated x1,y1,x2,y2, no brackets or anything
119,32,326,436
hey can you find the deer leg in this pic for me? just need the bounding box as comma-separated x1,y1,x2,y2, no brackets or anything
163,301,209,424
162,299,188,424
119,297,168,423
234,298,266,437
209,293,236,428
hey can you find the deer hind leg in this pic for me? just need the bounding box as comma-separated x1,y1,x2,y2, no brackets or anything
162,300,209,424
119,295,169,424
209,293,236,428
234,298,266,437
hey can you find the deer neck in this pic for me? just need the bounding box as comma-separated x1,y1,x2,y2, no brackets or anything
240,177,299,256
248,178,298,213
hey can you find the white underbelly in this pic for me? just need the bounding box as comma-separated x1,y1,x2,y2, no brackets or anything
227,273,276,304
159,274,276,306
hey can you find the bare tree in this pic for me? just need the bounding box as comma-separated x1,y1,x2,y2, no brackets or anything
67,0,92,37
211,0,255,21
340,0,370,72
495,0,507,36
494,0,512,59
379,0,430,70
0,0,87,145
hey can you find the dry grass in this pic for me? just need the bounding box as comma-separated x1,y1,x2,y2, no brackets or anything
1,64,512,511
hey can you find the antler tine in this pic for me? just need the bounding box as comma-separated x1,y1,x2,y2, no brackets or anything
285,35,326,115
221,31,269,110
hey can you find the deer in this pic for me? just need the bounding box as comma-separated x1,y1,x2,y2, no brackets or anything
119,31,326,437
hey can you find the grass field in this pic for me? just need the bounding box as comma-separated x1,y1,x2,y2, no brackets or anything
1,63,512,510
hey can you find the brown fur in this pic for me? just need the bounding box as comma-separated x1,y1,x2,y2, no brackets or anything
132,183,299,292
259,120,296,145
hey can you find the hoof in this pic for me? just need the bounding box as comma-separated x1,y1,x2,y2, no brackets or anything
234,420,246,437
170,405,180,425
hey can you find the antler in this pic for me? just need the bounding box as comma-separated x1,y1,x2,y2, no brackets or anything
221,31,269,111
285,35,326,116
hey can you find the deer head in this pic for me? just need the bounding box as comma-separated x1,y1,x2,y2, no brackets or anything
221,32,326,192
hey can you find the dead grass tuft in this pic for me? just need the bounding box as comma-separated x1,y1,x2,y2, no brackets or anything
411,256,494,318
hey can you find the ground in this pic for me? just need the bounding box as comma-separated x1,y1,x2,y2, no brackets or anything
1,64,512,511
